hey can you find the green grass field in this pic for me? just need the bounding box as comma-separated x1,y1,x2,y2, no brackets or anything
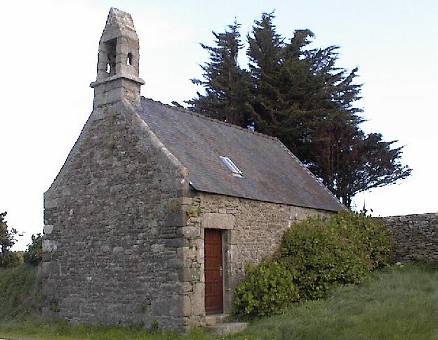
0,264,437,340
234,264,438,340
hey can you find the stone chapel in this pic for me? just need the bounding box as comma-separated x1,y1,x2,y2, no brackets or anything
42,8,343,330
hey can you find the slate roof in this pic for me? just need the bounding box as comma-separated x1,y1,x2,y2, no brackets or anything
138,97,344,212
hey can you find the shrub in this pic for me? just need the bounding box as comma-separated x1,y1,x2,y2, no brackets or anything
233,261,299,319
280,216,370,300
24,234,43,266
232,212,393,319
331,213,393,269
0,251,21,268
280,212,393,300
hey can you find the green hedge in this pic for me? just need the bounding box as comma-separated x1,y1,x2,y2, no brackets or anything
233,212,393,318
331,213,393,270
233,261,300,319
280,214,369,299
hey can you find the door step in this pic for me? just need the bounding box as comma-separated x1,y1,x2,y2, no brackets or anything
205,314,229,326
208,322,248,335
206,314,248,335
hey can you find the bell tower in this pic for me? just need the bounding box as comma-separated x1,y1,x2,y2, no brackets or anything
90,8,145,108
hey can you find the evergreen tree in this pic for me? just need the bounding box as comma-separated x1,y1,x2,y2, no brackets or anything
247,12,284,133
273,29,323,157
188,21,252,126
309,114,411,207
188,13,412,208
293,41,410,206
246,14,411,206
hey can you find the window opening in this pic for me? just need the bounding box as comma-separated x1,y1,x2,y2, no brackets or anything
220,156,243,177
127,52,133,66
104,39,117,75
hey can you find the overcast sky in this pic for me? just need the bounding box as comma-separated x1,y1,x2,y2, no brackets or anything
1,0,437,249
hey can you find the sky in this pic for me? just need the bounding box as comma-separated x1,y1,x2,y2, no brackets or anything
1,0,437,250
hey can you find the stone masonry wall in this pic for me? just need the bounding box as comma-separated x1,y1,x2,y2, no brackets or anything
181,192,330,327
383,213,438,263
42,101,190,330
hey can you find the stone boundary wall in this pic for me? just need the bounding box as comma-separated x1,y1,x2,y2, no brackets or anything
382,213,438,263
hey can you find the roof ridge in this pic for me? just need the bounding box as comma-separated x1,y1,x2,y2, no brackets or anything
140,96,279,143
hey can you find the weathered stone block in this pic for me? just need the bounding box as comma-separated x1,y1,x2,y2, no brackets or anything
202,212,235,230
42,240,57,252
43,225,54,235
191,282,204,316
44,198,59,209
181,226,200,239
182,295,192,316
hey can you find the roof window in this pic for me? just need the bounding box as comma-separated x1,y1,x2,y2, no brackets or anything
220,156,243,177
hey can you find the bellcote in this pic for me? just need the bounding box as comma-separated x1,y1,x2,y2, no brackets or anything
90,8,145,108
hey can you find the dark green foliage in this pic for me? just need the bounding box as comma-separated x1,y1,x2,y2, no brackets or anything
0,264,42,320
233,261,299,319
0,211,20,268
280,212,393,300
0,252,21,268
24,234,43,266
246,16,411,207
330,212,393,270
280,215,367,300
189,13,411,207
246,12,284,133
188,21,253,126
233,212,393,318
308,115,412,207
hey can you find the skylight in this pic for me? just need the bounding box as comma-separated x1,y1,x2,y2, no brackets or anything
220,156,243,177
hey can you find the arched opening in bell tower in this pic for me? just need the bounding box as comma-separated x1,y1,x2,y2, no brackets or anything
105,38,117,76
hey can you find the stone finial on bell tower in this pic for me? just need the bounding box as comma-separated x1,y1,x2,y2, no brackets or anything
90,8,145,108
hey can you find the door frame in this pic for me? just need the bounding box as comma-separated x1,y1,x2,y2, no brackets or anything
204,228,225,315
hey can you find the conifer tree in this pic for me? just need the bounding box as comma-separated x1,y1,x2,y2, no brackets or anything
247,12,284,133
188,13,412,208
308,114,411,207
188,21,252,126
246,14,411,206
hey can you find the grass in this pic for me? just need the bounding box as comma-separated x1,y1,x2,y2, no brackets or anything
0,320,212,340
0,264,437,340
234,263,438,340
0,264,42,321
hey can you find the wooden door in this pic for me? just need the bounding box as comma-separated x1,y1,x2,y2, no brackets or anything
204,229,223,314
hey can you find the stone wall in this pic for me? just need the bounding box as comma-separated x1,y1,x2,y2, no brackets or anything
181,193,329,327
42,100,190,330
42,99,334,331
383,213,438,263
